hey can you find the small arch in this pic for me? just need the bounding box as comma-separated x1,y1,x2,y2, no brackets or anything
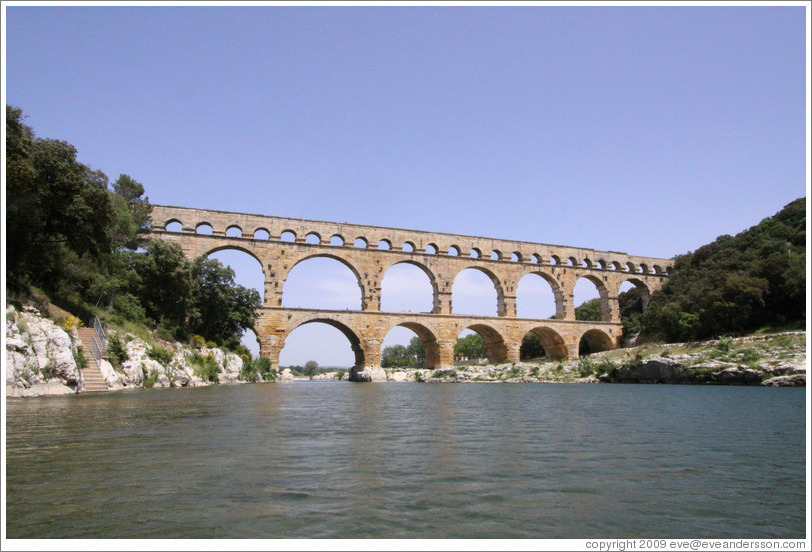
470,248,481,259
582,258,593,268
612,261,624,271
625,262,636,273
402,241,415,252
530,254,541,264
511,252,522,262
579,329,614,357
652,264,664,274
165,220,183,233
354,237,368,248
639,263,650,274
425,243,438,254
253,228,270,240
567,257,578,266
305,232,321,245
378,239,392,250
330,235,345,246
280,230,296,243
550,255,560,266
448,245,460,257
596,259,608,270
225,225,242,238
196,223,213,235
490,250,502,261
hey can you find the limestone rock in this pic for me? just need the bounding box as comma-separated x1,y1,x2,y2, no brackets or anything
762,374,805,387
278,368,295,382
349,366,386,382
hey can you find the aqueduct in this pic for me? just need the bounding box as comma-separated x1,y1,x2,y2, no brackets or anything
149,205,672,370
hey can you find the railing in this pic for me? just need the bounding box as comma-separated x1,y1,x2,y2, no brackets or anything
87,315,107,365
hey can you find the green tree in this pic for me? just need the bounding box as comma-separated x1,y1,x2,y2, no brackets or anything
520,332,545,360
304,360,319,376
455,333,487,360
188,256,262,349
575,298,602,321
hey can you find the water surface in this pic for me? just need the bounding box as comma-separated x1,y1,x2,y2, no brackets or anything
5,383,806,538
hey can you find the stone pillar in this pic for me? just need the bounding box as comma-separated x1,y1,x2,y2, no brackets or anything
606,295,621,323
436,291,453,315
560,279,576,321
259,334,284,371
437,339,456,367
363,287,382,312
505,340,521,363
502,295,517,318
565,339,580,360
362,337,382,368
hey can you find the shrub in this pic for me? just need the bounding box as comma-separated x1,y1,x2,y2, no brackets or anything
74,347,88,369
716,336,733,353
61,315,84,332
147,345,173,366
431,368,458,380
189,353,220,382
190,334,207,349
144,370,159,389
577,357,596,377
107,334,128,369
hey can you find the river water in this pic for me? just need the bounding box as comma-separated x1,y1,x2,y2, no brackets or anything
4,382,807,539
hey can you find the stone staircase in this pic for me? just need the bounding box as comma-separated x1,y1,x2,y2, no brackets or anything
77,327,108,393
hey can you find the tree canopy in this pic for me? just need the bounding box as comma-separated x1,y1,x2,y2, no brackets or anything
641,198,806,341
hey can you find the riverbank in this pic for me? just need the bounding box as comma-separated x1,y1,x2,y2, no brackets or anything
5,303,806,397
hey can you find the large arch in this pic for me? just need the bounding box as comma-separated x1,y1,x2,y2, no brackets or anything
516,272,564,319
463,323,508,364
574,274,611,322
281,254,365,310
381,321,440,368
619,277,651,308
380,261,438,313
451,267,505,317
524,326,569,361
579,328,615,356
280,318,364,369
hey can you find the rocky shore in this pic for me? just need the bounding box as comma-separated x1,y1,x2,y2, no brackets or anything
5,304,806,397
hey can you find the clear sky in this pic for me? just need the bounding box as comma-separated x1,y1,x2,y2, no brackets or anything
4,2,809,366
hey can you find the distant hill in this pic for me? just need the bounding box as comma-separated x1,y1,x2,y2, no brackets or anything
641,198,806,342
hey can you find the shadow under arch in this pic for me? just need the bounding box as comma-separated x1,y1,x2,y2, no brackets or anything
380,260,440,313
382,321,441,368
464,323,508,364
285,318,365,369
525,326,569,361
282,253,366,309
579,328,615,356
452,266,506,316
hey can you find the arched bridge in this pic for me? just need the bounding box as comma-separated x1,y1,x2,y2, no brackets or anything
149,205,672,370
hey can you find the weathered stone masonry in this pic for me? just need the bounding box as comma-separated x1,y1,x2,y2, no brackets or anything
149,205,672,370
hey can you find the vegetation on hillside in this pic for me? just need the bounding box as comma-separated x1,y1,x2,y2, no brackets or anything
641,198,806,342
6,106,260,352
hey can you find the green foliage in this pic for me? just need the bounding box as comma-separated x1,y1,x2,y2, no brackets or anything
642,198,806,341
575,298,603,321
431,368,458,380
188,353,220,382
144,370,159,389
147,345,173,366
715,336,733,353
107,334,129,369
190,335,207,349
455,333,487,359
304,360,320,376
618,288,645,342
74,347,88,369
239,356,273,382
381,337,426,368
520,332,546,360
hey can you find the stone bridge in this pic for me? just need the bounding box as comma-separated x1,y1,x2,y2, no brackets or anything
148,205,672,370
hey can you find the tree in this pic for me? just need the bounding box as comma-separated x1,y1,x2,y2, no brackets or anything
304,360,319,376
575,298,602,321
520,332,545,360
455,333,487,359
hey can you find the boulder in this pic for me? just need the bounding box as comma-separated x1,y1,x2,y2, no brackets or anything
348,366,386,382
762,374,806,387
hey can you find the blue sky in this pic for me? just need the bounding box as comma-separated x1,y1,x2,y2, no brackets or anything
4,3,809,366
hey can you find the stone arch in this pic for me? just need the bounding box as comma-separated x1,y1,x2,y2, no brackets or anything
524,326,569,361
330,234,345,246
305,232,321,245
225,225,243,238
253,227,270,240
383,321,440,368
195,222,214,235
203,245,266,304
164,218,183,232
517,271,565,319
491,250,502,261
280,230,296,242
575,274,611,322
425,243,438,254
282,253,365,309
470,247,482,259
402,241,416,252
619,277,652,308
378,239,392,250
380,260,439,313
612,261,623,271
579,328,615,356
448,245,461,256
354,237,368,248
284,317,364,369
463,323,508,364
451,266,506,316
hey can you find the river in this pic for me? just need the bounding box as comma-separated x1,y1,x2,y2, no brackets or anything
4,382,807,539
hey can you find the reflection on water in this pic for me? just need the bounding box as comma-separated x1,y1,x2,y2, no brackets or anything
5,383,806,539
